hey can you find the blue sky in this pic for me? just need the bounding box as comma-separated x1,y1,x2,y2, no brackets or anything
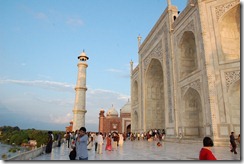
0,0,188,132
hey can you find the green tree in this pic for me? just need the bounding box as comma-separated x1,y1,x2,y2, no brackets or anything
0,126,65,147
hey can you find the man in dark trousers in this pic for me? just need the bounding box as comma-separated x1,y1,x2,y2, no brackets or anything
230,132,237,154
94,132,98,152
45,131,53,153
69,145,76,160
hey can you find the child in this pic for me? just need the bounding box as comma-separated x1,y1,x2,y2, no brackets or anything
69,145,76,160
157,142,162,147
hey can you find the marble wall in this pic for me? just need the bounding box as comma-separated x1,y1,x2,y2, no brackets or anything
131,0,240,145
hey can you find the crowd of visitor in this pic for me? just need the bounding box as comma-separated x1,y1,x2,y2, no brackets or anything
59,128,240,160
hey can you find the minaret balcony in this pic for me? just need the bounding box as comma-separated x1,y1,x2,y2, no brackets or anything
75,86,87,91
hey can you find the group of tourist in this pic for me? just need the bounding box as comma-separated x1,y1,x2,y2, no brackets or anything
127,129,166,142
66,129,128,160
62,127,240,160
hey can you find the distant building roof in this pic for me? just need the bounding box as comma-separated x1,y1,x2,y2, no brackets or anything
106,105,118,117
120,100,131,114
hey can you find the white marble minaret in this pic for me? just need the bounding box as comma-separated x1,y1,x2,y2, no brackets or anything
72,50,89,131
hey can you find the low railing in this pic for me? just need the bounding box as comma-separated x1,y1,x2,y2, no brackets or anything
7,141,61,160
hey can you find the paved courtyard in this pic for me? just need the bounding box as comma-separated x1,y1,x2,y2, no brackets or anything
33,139,241,161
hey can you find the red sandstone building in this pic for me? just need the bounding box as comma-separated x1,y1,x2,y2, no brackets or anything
99,101,131,135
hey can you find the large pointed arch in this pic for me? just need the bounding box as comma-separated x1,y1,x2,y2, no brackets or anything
145,58,165,130
219,4,240,61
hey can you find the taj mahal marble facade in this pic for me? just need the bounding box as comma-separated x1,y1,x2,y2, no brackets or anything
130,0,240,146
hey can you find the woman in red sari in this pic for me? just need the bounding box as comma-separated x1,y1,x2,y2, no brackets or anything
105,134,112,151
199,136,217,160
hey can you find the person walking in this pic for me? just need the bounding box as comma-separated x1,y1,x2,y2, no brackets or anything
199,136,217,160
97,132,103,154
230,132,237,154
58,133,62,147
65,132,70,148
178,133,183,143
76,127,88,160
94,132,98,152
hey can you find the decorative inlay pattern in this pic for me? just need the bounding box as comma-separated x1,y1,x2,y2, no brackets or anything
141,27,164,59
181,79,201,96
215,0,239,21
132,65,139,76
225,71,240,90
143,42,163,71
163,24,173,123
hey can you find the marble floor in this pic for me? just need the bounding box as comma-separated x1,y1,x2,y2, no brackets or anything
33,139,241,161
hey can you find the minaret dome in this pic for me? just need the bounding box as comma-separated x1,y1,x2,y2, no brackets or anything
78,50,89,61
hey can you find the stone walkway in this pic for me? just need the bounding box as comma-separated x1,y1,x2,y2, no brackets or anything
32,139,241,161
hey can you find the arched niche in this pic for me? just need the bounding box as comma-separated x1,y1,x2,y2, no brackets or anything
219,4,240,61
132,81,138,105
179,31,198,79
126,124,131,134
133,110,138,130
145,58,165,130
183,88,203,137
228,80,240,133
